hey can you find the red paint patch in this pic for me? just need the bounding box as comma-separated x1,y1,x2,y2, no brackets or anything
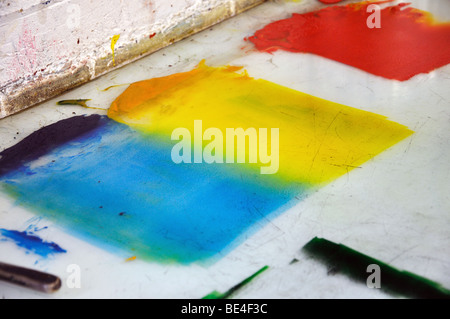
247,1,450,81
149,32,156,39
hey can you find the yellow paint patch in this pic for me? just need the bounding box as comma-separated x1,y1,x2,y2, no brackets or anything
108,61,413,185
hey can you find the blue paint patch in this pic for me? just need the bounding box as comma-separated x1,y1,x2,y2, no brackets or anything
0,116,305,264
0,228,66,258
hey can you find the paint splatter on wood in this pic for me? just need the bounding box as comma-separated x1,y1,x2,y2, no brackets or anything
110,34,120,66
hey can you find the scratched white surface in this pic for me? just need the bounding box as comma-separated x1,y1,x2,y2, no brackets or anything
0,0,449,299
0,0,247,91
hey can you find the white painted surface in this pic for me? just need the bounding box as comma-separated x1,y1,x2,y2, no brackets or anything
0,0,239,84
0,0,261,117
0,0,449,299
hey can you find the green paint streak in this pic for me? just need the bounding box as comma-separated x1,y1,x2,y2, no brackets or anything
57,99,91,108
56,99,105,110
302,237,450,299
203,265,269,299
101,84,128,91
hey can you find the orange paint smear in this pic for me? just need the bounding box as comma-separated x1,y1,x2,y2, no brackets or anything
248,1,450,81
125,256,137,262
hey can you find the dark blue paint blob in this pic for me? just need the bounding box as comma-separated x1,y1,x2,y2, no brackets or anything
0,228,66,258
0,114,105,177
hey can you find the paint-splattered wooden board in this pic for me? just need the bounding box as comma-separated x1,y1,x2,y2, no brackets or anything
0,0,449,299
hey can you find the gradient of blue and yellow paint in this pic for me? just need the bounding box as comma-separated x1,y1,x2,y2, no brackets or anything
0,62,413,264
